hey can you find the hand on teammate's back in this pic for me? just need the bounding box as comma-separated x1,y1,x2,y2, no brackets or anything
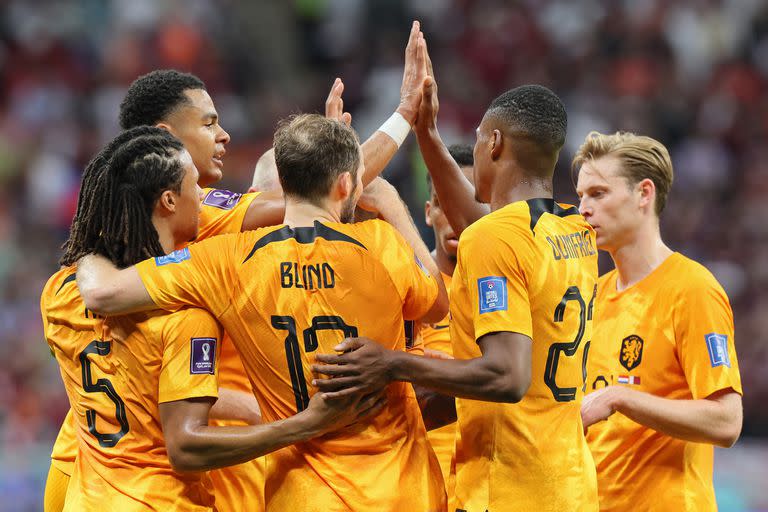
355,177,397,213
312,337,393,399
305,388,387,432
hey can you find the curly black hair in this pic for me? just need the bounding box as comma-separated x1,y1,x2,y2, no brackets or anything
486,85,567,152
118,70,206,129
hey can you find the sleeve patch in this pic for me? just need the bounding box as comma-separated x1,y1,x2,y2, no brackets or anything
155,247,191,266
414,253,430,276
190,337,217,374
478,276,507,314
705,333,731,368
203,189,242,210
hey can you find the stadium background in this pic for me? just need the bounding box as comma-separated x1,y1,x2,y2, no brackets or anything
0,0,766,510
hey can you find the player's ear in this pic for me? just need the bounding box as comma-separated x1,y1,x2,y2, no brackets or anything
155,122,175,136
637,178,655,212
337,171,353,200
157,189,177,214
425,200,433,227
490,129,503,160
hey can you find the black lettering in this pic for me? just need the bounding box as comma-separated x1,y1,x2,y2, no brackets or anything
322,263,335,288
584,231,596,255
546,237,562,261
280,262,293,288
306,264,320,290
293,263,304,289
555,236,569,260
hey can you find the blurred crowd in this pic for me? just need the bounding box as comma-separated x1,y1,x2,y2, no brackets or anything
0,0,767,508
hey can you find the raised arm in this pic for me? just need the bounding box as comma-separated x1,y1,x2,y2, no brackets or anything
160,391,385,473
77,254,154,314
413,40,489,234
360,178,448,324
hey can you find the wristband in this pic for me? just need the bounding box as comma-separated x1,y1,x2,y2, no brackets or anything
378,112,411,147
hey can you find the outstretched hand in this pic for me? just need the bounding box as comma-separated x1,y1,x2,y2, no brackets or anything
325,77,352,126
396,21,428,125
311,337,394,399
413,36,438,134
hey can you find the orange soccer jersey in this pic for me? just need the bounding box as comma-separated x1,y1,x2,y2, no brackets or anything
449,199,599,512
136,219,447,512
421,272,456,492
48,188,266,511
586,253,743,512
42,267,221,512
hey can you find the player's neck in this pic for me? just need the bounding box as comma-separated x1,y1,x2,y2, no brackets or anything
283,197,343,227
489,175,553,212
610,222,673,291
152,218,178,254
433,248,455,276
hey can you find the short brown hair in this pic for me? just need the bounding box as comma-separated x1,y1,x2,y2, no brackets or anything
273,114,360,205
572,131,673,215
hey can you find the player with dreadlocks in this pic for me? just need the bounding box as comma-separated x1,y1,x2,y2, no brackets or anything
42,126,383,511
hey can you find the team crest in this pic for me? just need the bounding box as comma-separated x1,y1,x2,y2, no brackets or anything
619,334,643,371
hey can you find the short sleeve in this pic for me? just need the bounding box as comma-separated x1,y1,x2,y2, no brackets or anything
198,189,260,239
135,234,237,317
404,320,425,356
373,222,439,321
460,222,533,342
158,308,222,404
675,276,742,399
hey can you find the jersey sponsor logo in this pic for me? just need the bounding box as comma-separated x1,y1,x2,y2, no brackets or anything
203,189,242,210
477,276,507,314
190,337,217,374
620,334,644,371
155,247,191,266
705,333,731,368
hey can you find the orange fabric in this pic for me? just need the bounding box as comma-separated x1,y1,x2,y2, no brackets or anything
586,253,743,512
449,200,599,511
42,267,221,511
208,419,266,512
197,188,259,241
44,463,70,512
422,272,456,492
136,219,446,511
50,410,76,475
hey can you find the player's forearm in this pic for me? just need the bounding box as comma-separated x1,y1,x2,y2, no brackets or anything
76,254,155,314
388,350,525,403
612,388,742,447
416,127,489,234
361,130,399,186
208,388,262,425
169,413,324,472
375,188,448,322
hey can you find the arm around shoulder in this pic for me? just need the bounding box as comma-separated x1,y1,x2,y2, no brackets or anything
76,254,155,314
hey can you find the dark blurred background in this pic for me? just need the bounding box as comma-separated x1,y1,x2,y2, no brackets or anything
0,1,766,510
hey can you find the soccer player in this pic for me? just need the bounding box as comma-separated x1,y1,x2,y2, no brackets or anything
311,59,600,510
77,114,449,511
45,126,379,511
574,131,743,511
46,21,429,510
420,144,474,492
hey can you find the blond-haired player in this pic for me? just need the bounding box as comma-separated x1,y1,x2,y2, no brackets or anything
574,131,743,511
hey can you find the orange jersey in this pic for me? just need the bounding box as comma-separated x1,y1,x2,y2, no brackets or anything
136,219,446,511
42,267,221,511
197,188,259,240
421,272,456,492
586,253,743,511
450,199,599,511
50,409,77,475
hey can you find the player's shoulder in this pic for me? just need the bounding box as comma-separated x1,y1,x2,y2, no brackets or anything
200,188,259,212
462,201,538,250
336,218,402,251
597,269,618,295
42,265,80,308
153,306,221,342
664,252,727,295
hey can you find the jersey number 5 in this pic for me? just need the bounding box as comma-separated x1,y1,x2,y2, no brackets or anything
272,315,358,412
544,285,596,402
79,340,130,447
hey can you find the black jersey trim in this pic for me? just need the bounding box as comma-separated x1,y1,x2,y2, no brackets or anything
526,198,580,232
243,221,366,263
56,273,77,295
